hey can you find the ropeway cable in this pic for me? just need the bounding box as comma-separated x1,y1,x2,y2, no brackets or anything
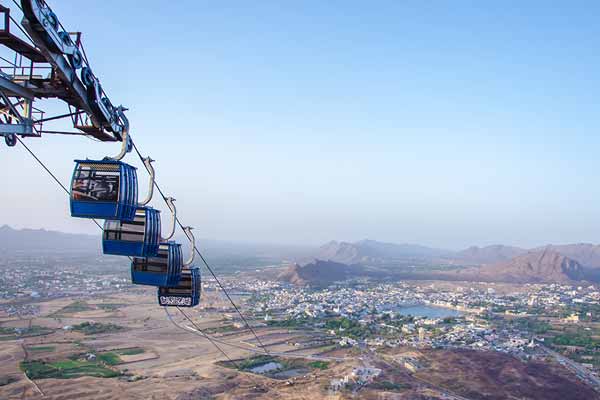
164,307,239,368
16,136,103,231
166,306,271,355
169,308,347,362
15,136,242,362
165,308,275,392
130,140,270,355
10,0,268,360
11,0,22,11
9,15,268,354
16,136,263,360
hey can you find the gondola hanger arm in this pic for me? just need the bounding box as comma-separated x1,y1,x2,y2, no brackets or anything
138,156,155,206
162,197,177,241
105,106,130,161
183,226,196,267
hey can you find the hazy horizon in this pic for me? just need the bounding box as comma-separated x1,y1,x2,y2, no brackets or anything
4,223,600,253
3,1,600,249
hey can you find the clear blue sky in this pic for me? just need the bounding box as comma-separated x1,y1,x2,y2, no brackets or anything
2,0,600,249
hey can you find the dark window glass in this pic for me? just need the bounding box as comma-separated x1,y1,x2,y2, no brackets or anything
103,219,146,242
132,255,167,273
72,164,120,202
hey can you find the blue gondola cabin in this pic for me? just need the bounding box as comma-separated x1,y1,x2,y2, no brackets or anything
103,207,161,257
70,160,138,221
158,266,201,307
131,242,182,287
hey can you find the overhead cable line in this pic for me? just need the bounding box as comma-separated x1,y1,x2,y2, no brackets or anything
169,307,239,368
17,118,267,356
170,308,347,362
16,136,103,231
11,0,23,11
166,307,265,355
9,0,266,359
16,137,239,360
130,140,270,355
166,308,277,392
9,15,35,44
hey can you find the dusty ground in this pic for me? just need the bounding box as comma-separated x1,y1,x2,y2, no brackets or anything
1,291,599,399
0,291,341,399
413,348,600,400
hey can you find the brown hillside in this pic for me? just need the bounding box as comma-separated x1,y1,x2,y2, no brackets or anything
462,248,585,283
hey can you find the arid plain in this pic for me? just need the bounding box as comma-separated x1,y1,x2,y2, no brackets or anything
1,285,598,400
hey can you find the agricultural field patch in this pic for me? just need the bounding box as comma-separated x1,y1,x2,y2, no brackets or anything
20,358,120,380
0,325,54,341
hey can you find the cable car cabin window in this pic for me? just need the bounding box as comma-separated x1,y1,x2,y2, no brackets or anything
132,242,181,287
132,254,168,273
103,207,161,257
103,211,146,242
71,163,120,202
161,274,192,296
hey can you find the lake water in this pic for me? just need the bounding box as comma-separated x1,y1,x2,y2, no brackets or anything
271,368,309,379
250,362,283,374
396,305,463,319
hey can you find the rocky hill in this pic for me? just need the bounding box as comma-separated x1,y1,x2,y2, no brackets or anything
302,239,600,284
454,245,528,265
459,249,586,283
531,243,600,269
277,259,367,286
314,239,450,265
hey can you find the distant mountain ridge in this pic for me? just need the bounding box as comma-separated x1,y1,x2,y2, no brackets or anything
0,225,309,270
312,239,534,267
312,239,600,270
295,239,600,285
314,239,451,265
282,248,591,285
4,224,600,284
457,249,586,283
454,245,528,265
0,225,100,254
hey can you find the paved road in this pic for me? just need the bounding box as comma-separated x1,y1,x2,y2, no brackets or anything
181,318,476,399
538,343,600,392
367,351,475,400
19,341,45,398
179,321,350,361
